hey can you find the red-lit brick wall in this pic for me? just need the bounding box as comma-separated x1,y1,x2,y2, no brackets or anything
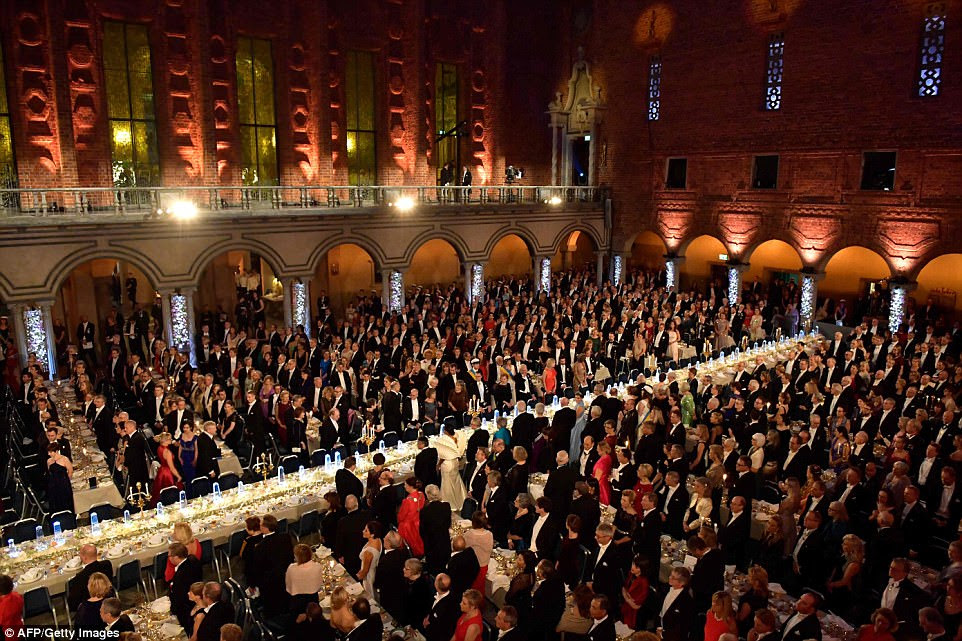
552,0,962,279
0,0,516,191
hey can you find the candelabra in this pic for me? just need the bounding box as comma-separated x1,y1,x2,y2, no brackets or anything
253,453,275,481
360,420,376,449
127,482,150,516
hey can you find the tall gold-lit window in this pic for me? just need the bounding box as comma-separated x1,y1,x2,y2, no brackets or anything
104,22,159,187
236,37,278,186
345,51,377,186
435,63,459,181
0,43,16,190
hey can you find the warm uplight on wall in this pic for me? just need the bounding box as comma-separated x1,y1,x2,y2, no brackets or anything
548,196,562,205
346,134,356,154
391,196,415,212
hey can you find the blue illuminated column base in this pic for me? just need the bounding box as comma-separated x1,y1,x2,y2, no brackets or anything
888,282,915,333
291,280,308,332
536,257,552,293
610,254,624,287
727,264,747,304
665,256,683,291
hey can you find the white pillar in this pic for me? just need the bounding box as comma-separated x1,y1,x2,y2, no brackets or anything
534,256,552,294
609,253,625,287
10,302,27,369
727,264,747,305
888,281,916,333
665,256,683,291
183,288,197,368
18,304,52,377
381,269,392,309
388,271,405,313
595,251,606,286
471,263,485,305
799,272,822,333
291,279,310,336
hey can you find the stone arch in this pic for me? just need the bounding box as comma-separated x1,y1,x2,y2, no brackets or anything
401,229,469,266
312,242,379,314
624,230,668,269
482,226,539,259
742,239,804,285
819,246,893,315
549,222,604,255
913,253,962,318
307,234,386,275
487,232,535,278
188,238,288,283
48,247,162,296
676,234,729,287
676,232,731,258
405,238,462,285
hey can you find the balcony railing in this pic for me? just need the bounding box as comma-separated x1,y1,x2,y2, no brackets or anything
0,184,608,218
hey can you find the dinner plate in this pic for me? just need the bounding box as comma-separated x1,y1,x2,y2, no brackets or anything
18,572,42,585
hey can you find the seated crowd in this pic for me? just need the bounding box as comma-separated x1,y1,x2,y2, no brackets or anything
6,266,962,641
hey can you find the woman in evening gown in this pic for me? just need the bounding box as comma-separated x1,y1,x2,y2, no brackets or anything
46,443,74,514
436,423,467,508
152,432,183,505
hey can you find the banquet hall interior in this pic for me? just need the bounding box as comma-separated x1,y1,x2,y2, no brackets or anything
0,0,961,640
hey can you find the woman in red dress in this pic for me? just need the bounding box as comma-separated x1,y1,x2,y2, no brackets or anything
151,432,183,506
592,441,614,506
621,555,651,629
397,477,425,556
453,589,484,641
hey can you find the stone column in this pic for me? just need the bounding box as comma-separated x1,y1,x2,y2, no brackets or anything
282,280,294,328
159,289,174,348
665,255,684,291
39,300,58,378
587,125,597,185
888,281,917,333
550,126,558,185
389,270,405,313
727,263,748,305
470,263,485,305
799,271,824,334
9,303,27,369
595,251,606,286
183,288,197,368
534,255,552,294
609,252,626,287
381,269,392,309
292,278,311,337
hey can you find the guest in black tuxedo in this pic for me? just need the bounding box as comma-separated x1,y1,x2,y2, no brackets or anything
494,606,525,641
334,496,373,576
582,523,622,612
462,447,490,503
633,492,662,580
658,471,689,540
791,511,827,593
731,456,757,504
660,567,696,641
193,421,221,480
779,592,823,641
586,595,616,641
689,535,724,612
249,514,295,617
543,450,578,523
421,484,453,573
718,496,752,571
881,558,929,640
484,471,512,546
414,437,441,488
374,531,410,619
100,598,136,633
530,496,561,561
336,456,365,504
423,574,461,641
67,544,114,611
532,560,566,640
446,536,481,599
168,542,203,632
120,420,151,492
194,582,235,641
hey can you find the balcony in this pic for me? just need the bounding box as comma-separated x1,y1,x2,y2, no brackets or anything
0,184,609,224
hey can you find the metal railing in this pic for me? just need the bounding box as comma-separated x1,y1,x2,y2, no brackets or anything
0,184,608,218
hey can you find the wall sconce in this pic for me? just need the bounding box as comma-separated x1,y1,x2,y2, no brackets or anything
331,263,340,275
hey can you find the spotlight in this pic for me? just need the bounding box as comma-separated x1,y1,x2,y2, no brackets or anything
392,196,415,212
169,200,198,220
548,196,562,205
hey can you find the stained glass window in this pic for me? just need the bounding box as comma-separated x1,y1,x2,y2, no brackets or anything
236,37,278,186
765,33,785,111
918,6,946,97
435,63,459,181
345,51,376,186
104,22,159,187
647,56,662,121
0,42,16,191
